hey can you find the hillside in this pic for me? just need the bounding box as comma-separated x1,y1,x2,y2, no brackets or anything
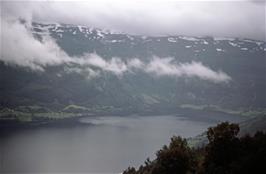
1,22,265,115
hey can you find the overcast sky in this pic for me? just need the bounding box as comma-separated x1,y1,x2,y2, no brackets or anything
1,0,265,40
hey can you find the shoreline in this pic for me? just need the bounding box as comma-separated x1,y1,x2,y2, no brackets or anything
0,108,247,136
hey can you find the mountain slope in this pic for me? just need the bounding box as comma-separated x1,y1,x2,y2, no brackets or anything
1,22,265,114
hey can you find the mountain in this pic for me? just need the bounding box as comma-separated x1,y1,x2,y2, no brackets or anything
1,22,265,115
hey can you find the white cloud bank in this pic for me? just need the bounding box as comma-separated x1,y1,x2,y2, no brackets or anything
145,57,231,83
1,19,72,71
76,54,128,75
0,7,231,83
65,54,231,83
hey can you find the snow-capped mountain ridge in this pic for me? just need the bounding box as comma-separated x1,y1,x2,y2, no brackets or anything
32,22,265,45
31,22,266,56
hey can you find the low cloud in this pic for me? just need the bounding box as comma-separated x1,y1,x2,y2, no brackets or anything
145,57,231,83
0,15,231,83
68,55,231,83
1,18,72,71
64,66,101,80
76,54,128,75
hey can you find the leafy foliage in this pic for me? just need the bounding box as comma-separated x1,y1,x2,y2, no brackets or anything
123,122,266,174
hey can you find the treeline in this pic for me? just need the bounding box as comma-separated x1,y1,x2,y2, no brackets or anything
123,122,266,174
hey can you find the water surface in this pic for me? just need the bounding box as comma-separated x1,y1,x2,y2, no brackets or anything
0,114,243,173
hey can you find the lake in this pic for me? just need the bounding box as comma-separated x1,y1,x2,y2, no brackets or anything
0,113,243,173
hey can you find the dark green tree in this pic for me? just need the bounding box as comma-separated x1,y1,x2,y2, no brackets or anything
123,121,266,174
203,122,240,174
152,136,196,174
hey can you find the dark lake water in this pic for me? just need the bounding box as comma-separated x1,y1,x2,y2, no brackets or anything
0,113,243,173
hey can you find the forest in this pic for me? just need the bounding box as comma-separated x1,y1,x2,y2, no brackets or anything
123,122,266,174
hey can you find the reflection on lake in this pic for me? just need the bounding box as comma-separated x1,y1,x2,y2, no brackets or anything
0,114,243,173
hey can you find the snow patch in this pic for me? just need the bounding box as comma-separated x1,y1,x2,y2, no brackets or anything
216,48,224,52
36,25,54,32
127,35,134,40
101,29,110,35
214,37,235,41
256,42,264,46
85,29,91,34
243,39,264,46
77,25,84,32
55,29,64,33
203,40,209,45
111,40,120,43
179,36,200,41
96,30,104,38
51,23,61,31
141,36,147,40
168,37,177,42
229,42,239,47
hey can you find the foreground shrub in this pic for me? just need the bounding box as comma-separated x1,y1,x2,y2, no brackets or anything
123,122,266,174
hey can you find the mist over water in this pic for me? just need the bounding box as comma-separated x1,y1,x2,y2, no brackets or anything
0,114,242,173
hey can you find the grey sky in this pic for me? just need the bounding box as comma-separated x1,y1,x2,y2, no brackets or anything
1,0,265,40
